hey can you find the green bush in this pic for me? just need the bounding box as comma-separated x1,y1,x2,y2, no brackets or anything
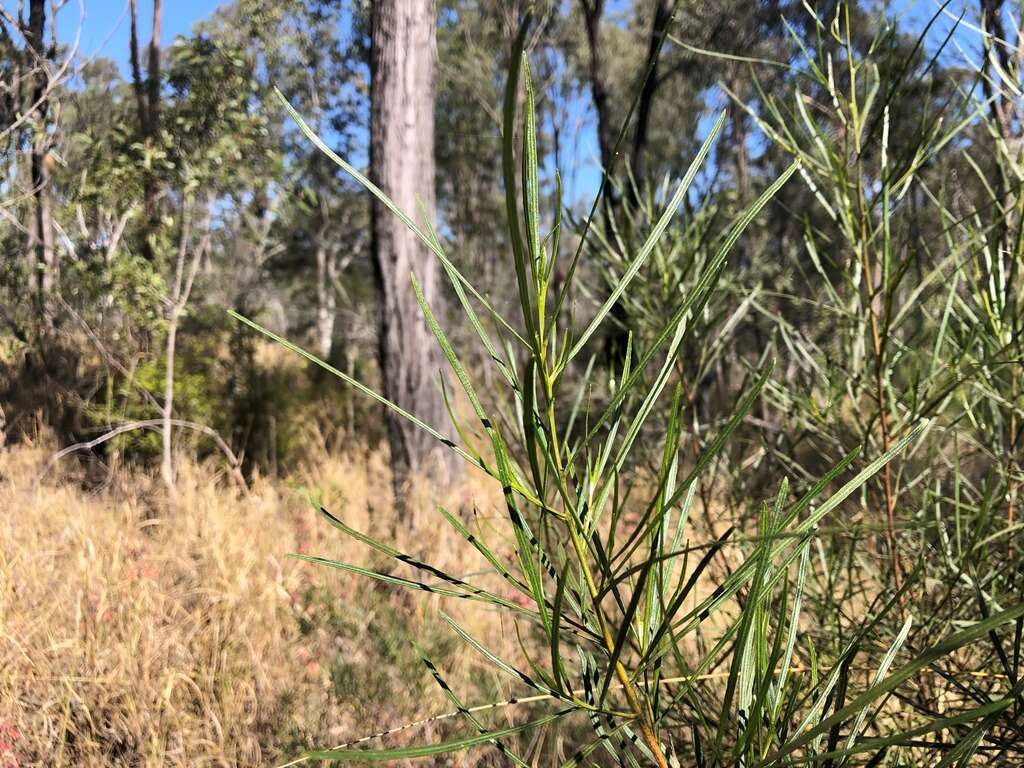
234,6,1024,765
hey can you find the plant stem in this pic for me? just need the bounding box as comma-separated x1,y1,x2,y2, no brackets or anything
542,370,670,768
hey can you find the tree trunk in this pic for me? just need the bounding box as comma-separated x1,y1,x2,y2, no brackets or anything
731,96,750,200
129,0,148,134
147,0,163,138
26,0,56,322
161,314,178,495
581,0,675,199
370,0,458,507
629,0,671,193
580,0,615,178
161,199,206,500
129,0,162,261
314,236,337,361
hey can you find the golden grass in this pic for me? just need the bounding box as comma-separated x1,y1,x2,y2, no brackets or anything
0,437,958,766
0,440,508,767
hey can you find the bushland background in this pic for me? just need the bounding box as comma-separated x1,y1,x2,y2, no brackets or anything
1,0,1023,765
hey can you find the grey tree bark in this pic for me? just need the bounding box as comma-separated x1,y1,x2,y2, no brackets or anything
370,0,459,505
26,0,56,322
160,199,209,500
129,0,162,261
313,228,338,360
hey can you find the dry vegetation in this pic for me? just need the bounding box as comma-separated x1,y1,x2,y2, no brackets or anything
0,440,516,767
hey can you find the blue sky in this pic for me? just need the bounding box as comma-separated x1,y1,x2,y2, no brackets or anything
12,0,972,54
4,0,990,204
49,0,217,71
12,0,984,98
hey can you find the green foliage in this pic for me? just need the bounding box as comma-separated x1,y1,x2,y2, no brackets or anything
166,34,279,190
3,1,1024,762
236,5,1024,765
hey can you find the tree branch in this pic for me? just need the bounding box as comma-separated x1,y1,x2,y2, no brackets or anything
39,418,246,488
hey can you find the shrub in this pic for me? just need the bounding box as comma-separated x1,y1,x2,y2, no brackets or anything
237,9,1024,766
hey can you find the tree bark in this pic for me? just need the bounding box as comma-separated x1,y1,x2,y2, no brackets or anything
581,0,673,197
161,310,179,495
129,0,148,133
370,0,458,505
580,0,615,178
727,69,750,201
147,0,163,138
629,0,671,192
26,0,56,322
161,199,206,499
129,0,162,261
313,214,337,361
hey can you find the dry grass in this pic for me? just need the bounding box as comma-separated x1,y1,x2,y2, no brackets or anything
0,439,509,767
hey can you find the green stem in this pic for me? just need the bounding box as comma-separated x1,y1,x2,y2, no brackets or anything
541,366,670,768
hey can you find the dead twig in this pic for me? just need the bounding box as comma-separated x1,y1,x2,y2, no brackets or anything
39,418,247,489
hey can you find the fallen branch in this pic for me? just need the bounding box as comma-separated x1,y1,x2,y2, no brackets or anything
39,418,247,489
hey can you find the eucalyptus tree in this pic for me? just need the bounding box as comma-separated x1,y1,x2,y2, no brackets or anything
129,0,164,263
370,0,461,500
0,0,64,329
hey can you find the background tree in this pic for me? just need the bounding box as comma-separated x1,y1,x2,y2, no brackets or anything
370,0,458,503
129,0,164,262
25,0,57,322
